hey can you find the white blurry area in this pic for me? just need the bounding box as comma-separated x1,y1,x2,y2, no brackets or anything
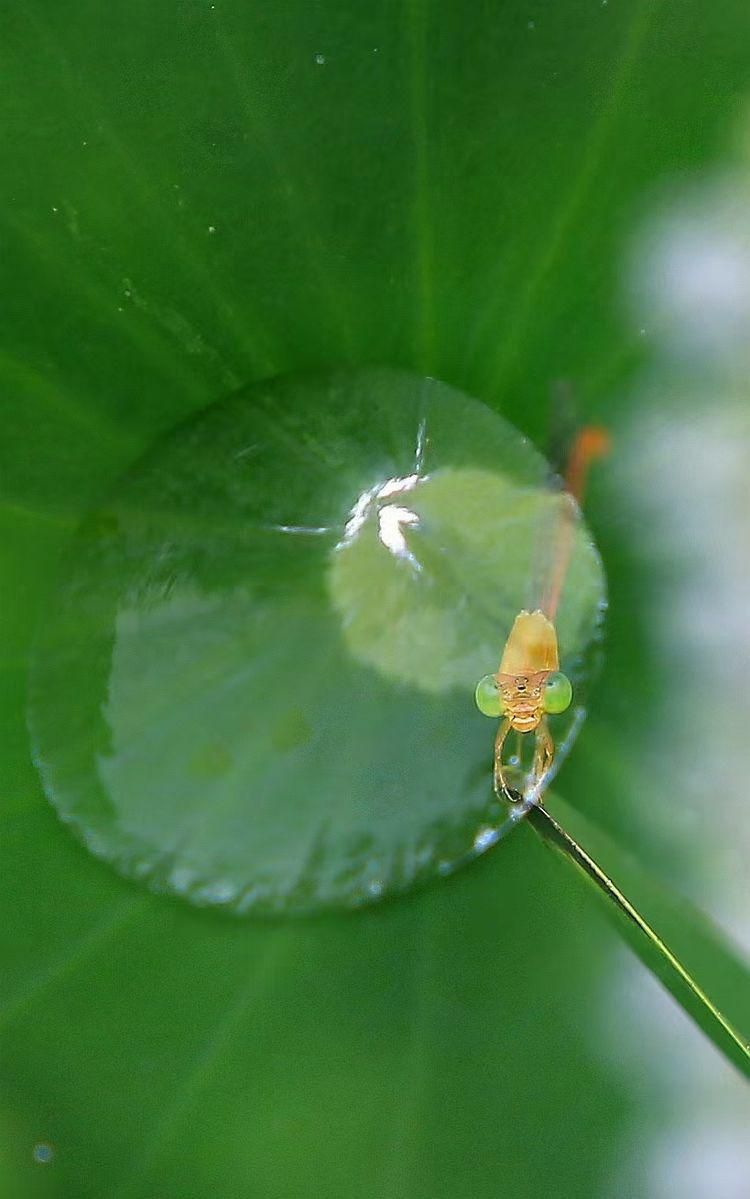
605,953,750,1199
604,157,750,1198
621,165,750,949
629,171,750,364
617,403,750,947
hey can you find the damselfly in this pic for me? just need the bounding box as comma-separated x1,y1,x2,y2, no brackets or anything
474,425,610,803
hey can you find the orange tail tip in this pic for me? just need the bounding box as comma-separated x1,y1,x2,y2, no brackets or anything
544,424,611,624
564,425,611,504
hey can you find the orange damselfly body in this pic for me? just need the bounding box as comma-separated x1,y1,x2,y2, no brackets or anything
474,425,610,805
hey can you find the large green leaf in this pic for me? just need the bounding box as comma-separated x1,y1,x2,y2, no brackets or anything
3,1,750,1196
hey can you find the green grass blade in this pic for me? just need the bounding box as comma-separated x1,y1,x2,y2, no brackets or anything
526,797,750,1079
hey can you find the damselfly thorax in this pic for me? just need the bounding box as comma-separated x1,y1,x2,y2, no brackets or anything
496,609,559,731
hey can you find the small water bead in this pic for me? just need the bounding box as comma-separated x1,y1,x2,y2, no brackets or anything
473,826,498,852
28,368,605,915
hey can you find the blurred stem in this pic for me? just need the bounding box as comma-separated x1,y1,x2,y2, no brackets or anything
526,801,750,1080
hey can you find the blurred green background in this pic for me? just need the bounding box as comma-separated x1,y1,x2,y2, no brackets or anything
2,1,750,1196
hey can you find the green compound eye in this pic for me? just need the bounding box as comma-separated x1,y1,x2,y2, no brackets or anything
543,671,573,714
474,674,504,717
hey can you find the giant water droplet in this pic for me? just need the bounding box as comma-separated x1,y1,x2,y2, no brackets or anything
28,368,605,914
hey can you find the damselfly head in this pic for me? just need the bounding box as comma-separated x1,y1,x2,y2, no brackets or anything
475,665,572,731
496,670,546,732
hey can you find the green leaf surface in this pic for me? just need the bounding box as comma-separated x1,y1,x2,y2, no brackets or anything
3,0,750,1195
